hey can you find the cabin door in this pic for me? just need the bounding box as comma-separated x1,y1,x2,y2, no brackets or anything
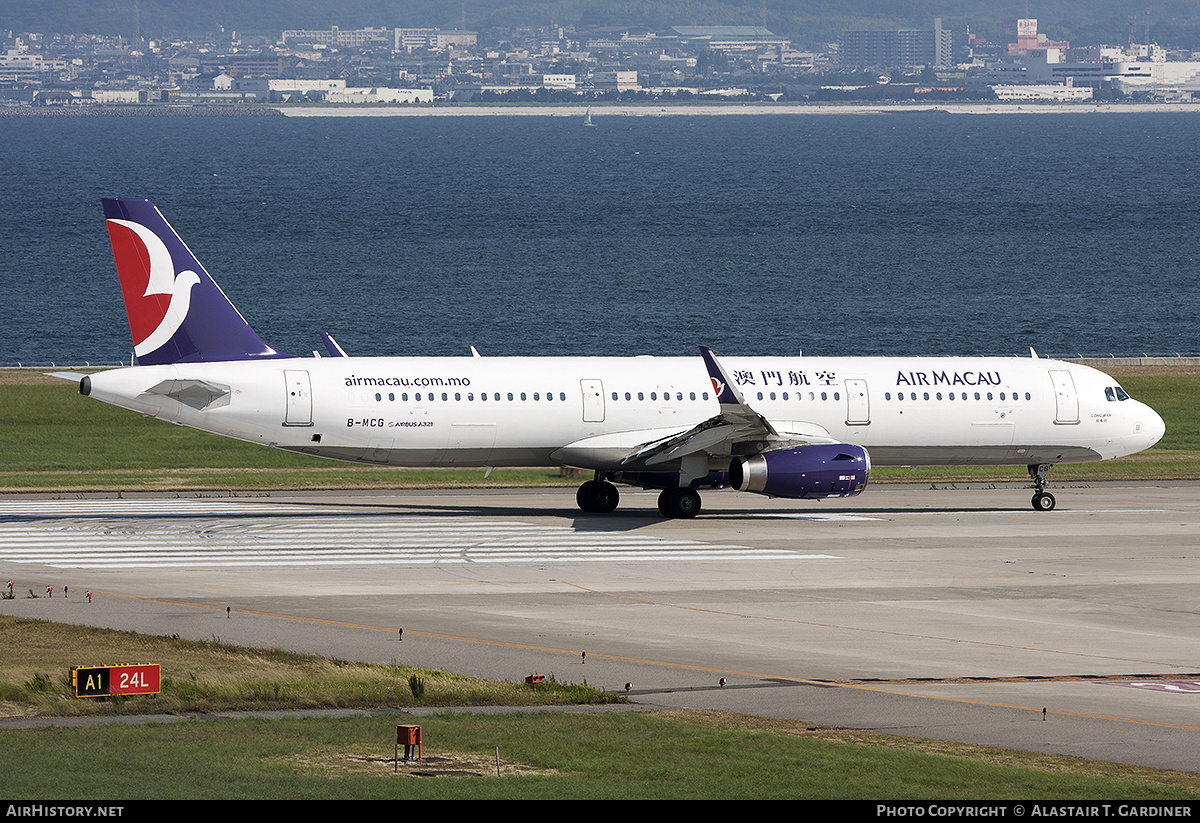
580,379,605,423
283,369,313,426
1049,370,1079,425
845,379,870,426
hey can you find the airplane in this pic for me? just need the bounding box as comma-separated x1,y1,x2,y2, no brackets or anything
61,198,1166,518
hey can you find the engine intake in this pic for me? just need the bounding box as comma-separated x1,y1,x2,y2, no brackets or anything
730,443,870,500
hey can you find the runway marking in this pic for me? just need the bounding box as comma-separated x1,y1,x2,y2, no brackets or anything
87,588,1200,736
751,513,882,521
0,499,820,568
1113,680,1200,693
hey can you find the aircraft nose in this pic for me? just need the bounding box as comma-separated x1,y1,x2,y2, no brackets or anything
1140,405,1166,449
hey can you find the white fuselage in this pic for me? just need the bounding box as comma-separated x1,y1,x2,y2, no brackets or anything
83,354,1164,473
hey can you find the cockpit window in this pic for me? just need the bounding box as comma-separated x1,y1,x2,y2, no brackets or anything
1105,386,1131,402
1115,386,1130,401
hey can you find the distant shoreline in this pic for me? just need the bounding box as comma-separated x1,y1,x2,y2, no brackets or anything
277,102,1200,116
3,101,1200,118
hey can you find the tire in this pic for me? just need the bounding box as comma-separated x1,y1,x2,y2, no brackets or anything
658,488,701,519
591,482,620,513
578,481,619,513
577,481,598,512
1032,491,1056,512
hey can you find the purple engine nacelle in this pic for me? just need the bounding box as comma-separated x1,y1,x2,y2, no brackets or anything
729,443,870,500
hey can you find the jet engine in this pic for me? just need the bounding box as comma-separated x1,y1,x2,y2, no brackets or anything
729,443,870,500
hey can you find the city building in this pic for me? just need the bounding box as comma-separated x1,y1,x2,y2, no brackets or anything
592,70,638,91
1007,19,1069,57
840,19,952,69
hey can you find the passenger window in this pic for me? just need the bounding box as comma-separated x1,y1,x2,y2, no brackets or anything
375,393,381,401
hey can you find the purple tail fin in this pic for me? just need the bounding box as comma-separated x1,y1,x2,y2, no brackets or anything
102,198,290,365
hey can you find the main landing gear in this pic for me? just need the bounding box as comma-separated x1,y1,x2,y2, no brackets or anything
576,478,620,513
1029,463,1055,512
657,487,701,519
575,475,702,519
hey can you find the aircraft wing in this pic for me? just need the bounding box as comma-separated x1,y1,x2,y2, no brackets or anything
618,347,835,468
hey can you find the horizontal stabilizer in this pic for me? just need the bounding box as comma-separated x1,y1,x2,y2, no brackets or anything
321,332,348,357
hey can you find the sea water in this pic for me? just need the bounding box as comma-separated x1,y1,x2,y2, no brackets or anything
1,111,1198,364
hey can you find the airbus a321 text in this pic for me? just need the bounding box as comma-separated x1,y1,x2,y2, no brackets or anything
60,198,1165,518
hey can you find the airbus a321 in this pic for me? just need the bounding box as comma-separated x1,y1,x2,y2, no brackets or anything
63,198,1165,518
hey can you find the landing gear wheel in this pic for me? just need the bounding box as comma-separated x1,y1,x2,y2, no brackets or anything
1032,491,1056,512
658,487,701,519
577,480,619,513
1028,463,1056,512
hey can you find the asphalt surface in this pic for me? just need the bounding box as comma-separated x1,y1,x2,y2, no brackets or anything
2,481,1198,772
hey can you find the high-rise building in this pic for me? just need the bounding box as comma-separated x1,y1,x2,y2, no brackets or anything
841,19,952,69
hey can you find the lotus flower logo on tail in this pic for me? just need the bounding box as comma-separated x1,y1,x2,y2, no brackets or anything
106,218,201,358
100,198,290,365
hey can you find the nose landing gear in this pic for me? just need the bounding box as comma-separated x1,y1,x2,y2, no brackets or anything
1029,463,1056,511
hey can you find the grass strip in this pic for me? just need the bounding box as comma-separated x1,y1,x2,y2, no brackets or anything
0,615,620,718
3,707,1200,799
